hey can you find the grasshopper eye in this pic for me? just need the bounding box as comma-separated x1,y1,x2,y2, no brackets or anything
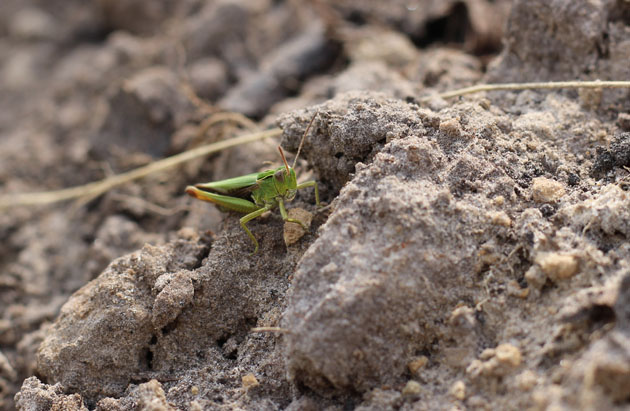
274,170,285,183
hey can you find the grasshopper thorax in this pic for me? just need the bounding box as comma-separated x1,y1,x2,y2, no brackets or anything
285,168,298,200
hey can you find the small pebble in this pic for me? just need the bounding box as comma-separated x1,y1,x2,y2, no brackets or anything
532,177,565,203
489,211,512,227
449,380,466,400
407,356,429,375
495,343,522,367
402,380,422,397
242,373,259,390
535,252,579,281
439,118,462,138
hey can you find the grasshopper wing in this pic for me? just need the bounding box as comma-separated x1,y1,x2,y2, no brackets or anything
194,168,282,198
195,172,260,196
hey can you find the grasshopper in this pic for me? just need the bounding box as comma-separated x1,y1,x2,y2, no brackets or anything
185,114,320,253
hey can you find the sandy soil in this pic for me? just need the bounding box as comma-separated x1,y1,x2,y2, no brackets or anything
2,0,630,410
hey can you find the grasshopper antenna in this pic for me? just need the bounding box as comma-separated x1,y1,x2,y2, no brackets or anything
278,146,290,173
292,111,319,169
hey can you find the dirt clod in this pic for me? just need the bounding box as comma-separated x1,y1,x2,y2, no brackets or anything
535,252,579,282
592,132,630,178
449,380,466,401
531,177,566,203
283,208,313,247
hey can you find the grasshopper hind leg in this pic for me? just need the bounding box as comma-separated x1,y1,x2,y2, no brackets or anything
240,204,273,254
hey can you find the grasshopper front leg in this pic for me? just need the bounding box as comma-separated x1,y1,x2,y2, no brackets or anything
296,180,320,207
277,198,308,230
240,204,273,254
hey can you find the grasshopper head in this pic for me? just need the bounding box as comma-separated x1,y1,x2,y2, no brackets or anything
285,168,297,200
277,146,298,200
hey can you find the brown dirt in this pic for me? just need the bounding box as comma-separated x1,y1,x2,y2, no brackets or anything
2,0,630,410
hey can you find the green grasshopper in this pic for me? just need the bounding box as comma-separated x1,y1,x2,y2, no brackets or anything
185,115,320,254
